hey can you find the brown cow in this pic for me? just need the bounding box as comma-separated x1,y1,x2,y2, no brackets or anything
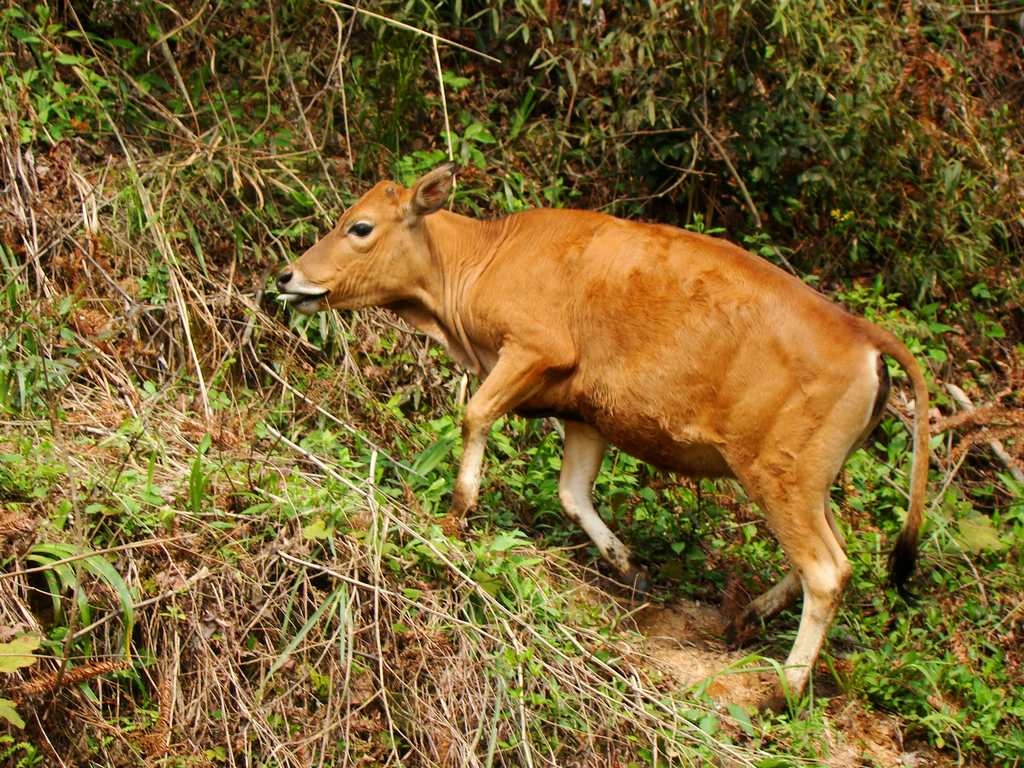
277,163,929,703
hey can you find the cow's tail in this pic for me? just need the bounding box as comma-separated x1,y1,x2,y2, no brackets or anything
870,329,930,593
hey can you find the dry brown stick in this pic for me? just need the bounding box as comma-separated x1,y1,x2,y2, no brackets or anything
693,113,762,230
150,13,199,132
961,5,1024,15
327,6,355,171
432,38,455,171
269,0,337,195
149,0,211,49
946,382,1024,482
322,1,501,63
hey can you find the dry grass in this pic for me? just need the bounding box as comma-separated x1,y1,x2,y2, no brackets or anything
0,377,782,765
0,109,774,763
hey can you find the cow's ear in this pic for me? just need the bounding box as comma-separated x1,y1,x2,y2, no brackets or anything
408,163,457,219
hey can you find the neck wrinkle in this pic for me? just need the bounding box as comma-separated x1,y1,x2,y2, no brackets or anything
421,210,504,318
419,210,509,374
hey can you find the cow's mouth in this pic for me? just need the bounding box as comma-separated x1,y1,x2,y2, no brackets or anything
277,288,329,314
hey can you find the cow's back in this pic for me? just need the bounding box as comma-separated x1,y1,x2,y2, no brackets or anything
481,209,878,476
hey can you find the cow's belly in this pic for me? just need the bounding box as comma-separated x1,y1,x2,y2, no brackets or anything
515,394,733,479
591,412,734,478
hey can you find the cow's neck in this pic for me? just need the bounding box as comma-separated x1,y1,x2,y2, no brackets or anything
398,210,510,377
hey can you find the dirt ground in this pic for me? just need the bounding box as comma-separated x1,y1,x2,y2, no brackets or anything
633,600,949,768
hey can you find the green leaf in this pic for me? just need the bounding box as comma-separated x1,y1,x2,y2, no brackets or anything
984,322,1005,339
79,553,136,641
698,713,719,735
0,634,41,673
27,544,134,647
955,514,1006,553
302,518,331,540
412,436,454,476
441,72,471,91
26,543,79,596
488,533,526,553
726,703,755,736
0,698,25,729
472,570,502,597
463,122,496,144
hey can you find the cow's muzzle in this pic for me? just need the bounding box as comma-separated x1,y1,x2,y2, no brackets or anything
275,271,329,313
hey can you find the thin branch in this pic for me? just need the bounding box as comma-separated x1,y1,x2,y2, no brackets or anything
694,114,762,229
946,382,1024,482
321,1,501,63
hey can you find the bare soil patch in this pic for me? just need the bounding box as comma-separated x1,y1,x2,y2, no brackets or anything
632,599,955,768
634,600,773,709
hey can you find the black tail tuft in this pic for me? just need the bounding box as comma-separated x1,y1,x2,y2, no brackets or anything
887,531,918,595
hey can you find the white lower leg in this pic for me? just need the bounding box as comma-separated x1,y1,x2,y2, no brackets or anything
783,555,851,696
451,428,487,516
560,422,641,581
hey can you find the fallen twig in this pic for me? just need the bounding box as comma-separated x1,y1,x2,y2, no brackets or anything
945,382,1024,483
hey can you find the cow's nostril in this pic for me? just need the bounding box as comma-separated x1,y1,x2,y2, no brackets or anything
276,272,293,291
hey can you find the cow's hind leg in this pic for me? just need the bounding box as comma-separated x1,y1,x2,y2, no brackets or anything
726,496,846,645
725,570,801,646
560,420,650,595
763,493,851,701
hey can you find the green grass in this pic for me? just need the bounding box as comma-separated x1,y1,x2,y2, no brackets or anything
1,316,1020,764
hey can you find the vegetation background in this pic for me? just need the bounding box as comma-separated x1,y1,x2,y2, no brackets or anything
0,0,1022,765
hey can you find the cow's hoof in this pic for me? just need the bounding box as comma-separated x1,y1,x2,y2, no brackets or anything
437,513,466,538
619,566,651,599
448,489,476,520
757,687,789,714
727,672,792,713
724,610,758,649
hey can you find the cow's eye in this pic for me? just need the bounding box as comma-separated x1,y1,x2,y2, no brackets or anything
348,221,374,238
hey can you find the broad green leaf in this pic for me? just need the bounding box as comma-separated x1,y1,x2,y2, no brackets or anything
441,72,471,91
0,634,40,673
27,543,135,647
464,122,496,144
726,703,755,736
412,437,454,476
302,518,331,540
698,713,720,735
0,698,25,729
955,514,1007,553
471,570,502,597
488,533,526,553
79,554,136,640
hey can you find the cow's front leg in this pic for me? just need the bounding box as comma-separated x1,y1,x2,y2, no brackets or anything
448,347,550,523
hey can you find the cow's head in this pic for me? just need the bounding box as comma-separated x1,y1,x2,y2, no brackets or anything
276,163,456,314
